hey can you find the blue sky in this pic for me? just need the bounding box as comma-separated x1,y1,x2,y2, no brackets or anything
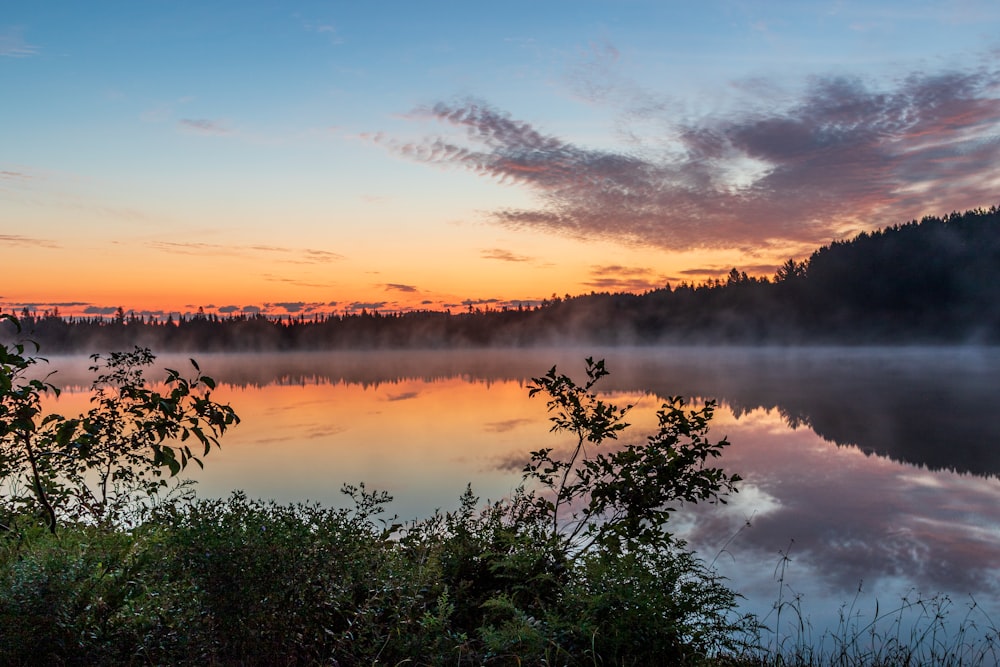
3,1,999,316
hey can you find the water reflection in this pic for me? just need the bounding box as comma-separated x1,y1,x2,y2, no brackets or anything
41,347,1000,638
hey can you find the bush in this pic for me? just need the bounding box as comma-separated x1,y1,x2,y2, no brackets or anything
2,344,751,665
1,314,239,533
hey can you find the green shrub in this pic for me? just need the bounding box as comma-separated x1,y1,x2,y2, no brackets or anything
2,344,753,665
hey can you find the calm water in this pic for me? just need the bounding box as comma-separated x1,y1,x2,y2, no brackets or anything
44,346,1000,645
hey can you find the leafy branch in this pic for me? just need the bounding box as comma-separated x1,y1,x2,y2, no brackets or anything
525,357,740,553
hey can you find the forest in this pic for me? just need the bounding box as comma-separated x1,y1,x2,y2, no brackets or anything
6,206,1000,351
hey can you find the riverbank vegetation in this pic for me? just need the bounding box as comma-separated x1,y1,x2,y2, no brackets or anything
3,317,998,664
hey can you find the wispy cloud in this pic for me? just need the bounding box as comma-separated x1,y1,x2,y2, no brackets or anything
585,265,665,292
677,263,781,280
0,170,30,181
262,275,332,289
302,20,343,45
149,241,343,263
481,248,531,262
381,64,1000,252
178,118,232,135
0,234,58,248
384,283,418,293
0,27,37,57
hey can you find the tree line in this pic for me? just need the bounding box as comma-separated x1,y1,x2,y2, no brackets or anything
6,206,1000,351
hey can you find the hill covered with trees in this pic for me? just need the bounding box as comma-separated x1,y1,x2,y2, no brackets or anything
6,206,1000,351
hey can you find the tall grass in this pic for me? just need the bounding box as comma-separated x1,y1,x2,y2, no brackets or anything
734,542,1000,666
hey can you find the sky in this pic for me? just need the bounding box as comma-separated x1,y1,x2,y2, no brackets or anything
2,1,1000,319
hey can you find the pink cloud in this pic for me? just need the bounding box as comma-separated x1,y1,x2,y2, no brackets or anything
383,67,1000,252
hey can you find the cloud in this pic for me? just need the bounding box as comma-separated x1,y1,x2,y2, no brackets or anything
584,264,665,292
481,248,531,262
301,19,343,45
462,298,501,307
0,27,37,57
262,275,332,289
178,118,231,135
384,283,418,293
0,234,58,248
0,170,30,181
83,306,120,315
347,301,387,311
2,301,89,311
271,301,307,313
678,263,782,280
218,305,240,313
242,305,263,314
383,66,1000,252
300,249,345,262
149,241,343,264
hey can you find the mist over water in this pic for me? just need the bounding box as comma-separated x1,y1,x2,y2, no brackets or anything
40,346,1000,641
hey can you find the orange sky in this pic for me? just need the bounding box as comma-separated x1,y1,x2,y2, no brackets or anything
4,3,1000,319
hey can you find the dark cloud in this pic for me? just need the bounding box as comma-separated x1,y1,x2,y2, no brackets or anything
242,305,263,314
384,283,418,293
218,305,240,313
584,265,665,292
347,301,387,311
83,306,120,315
462,298,501,307
2,301,90,309
0,234,58,248
385,67,1000,251
481,248,531,262
178,118,231,135
272,301,306,313
678,263,780,279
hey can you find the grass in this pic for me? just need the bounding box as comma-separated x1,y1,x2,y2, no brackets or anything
732,542,1000,667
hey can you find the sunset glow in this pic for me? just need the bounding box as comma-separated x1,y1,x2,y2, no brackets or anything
3,2,1000,318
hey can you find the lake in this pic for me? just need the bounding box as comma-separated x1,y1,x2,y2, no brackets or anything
42,346,1000,650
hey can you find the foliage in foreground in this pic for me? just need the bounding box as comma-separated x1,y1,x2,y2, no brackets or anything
1,330,753,665
1,314,239,534
0,486,755,666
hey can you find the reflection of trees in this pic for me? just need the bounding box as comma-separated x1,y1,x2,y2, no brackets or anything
40,347,1000,478
51,348,1000,479
606,350,1000,479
